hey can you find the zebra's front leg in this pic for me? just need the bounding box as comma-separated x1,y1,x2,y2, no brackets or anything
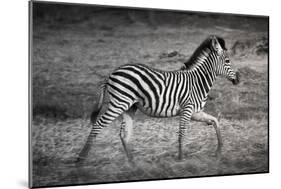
191,111,222,157
178,106,193,160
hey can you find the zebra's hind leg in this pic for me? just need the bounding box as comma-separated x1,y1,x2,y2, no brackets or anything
191,111,222,158
76,102,131,164
120,105,137,164
76,124,101,163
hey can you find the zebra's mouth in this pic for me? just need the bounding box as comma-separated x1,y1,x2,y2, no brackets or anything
231,72,240,85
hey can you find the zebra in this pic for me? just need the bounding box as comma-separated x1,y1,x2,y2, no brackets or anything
76,35,240,163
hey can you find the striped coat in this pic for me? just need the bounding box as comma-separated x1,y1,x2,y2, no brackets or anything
76,35,240,162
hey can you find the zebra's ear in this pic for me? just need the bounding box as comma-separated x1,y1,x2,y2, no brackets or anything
211,36,223,55
180,65,186,70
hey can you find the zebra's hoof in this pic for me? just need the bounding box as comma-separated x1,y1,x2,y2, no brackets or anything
178,155,183,161
128,159,136,167
215,150,222,159
75,156,87,164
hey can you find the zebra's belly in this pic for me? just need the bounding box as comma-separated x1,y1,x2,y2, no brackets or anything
136,103,180,118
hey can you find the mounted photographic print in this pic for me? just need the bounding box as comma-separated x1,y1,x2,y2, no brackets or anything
29,1,269,188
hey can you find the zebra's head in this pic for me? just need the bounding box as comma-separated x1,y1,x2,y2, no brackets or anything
211,36,240,85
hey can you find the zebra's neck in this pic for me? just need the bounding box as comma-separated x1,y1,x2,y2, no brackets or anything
187,51,217,99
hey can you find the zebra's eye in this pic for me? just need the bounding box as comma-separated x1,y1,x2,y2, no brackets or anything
225,59,230,63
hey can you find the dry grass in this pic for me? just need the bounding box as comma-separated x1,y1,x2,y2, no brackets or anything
32,116,268,186
31,7,268,187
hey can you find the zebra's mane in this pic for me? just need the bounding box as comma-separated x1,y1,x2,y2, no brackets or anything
182,36,226,70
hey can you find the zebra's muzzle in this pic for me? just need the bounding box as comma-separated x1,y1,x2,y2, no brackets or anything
231,72,240,85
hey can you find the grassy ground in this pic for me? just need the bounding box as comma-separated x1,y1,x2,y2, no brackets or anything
31,6,268,187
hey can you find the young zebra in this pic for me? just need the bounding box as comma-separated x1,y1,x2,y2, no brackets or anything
76,35,240,162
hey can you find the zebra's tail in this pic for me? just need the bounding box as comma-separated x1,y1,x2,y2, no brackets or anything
90,81,107,124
